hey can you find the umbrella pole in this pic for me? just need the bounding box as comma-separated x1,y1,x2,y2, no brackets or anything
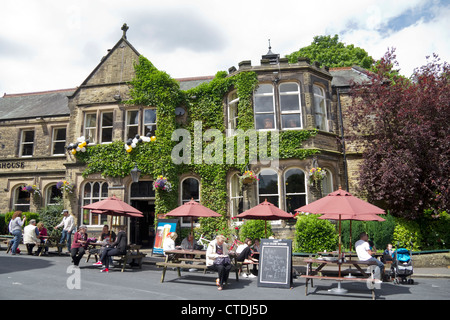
330,214,348,294
265,221,267,238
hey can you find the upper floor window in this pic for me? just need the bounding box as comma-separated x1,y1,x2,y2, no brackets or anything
52,127,67,155
313,85,328,131
254,82,302,131
280,82,302,129
84,113,97,144
100,112,113,143
227,91,239,136
254,84,275,130
20,130,34,157
126,108,157,140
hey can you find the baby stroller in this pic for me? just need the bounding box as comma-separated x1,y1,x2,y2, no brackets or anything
391,248,414,284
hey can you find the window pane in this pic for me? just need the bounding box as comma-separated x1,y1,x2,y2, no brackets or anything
93,182,100,198
102,112,113,127
282,114,301,129
101,183,108,198
254,96,274,112
55,128,66,140
22,143,34,156
101,128,113,143
127,110,139,125
255,114,275,130
144,109,156,124
259,196,279,208
280,83,299,92
256,84,273,94
23,131,34,142
258,171,278,195
131,181,155,198
182,178,199,201
144,125,156,137
280,94,300,111
85,114,97,127
285,169,305,193
285,195,306,213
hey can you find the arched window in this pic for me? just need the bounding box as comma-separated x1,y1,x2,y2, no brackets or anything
313,84,328,131
82,181,109,226
321,168,333,196
258,169,279,207
229,173,243,218
13,186,30,212
181,177,200,225
284,168,307,214
46,184,62,206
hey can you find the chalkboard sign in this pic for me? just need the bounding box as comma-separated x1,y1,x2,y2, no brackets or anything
257,239,292,288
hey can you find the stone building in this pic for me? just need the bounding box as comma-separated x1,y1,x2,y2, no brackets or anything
0,26,371,245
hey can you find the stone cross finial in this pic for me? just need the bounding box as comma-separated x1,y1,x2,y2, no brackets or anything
121,23,129,39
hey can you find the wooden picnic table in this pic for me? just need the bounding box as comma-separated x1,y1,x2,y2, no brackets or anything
156,249,241,283
301,258,380,300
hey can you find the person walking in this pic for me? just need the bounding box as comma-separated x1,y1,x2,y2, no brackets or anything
8,211,26,255
54,209,74,253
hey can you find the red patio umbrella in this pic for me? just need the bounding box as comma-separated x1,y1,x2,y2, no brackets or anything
82,195,143,230
236,199,294,237
164,199,222,245
295,187,385,286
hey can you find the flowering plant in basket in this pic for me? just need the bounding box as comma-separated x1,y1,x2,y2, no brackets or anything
239,170,259,185
308,167,326,185
22,184,41,196
153,175,172,192
56,180,75,194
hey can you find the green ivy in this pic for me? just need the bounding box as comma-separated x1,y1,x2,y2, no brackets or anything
75,55,318,225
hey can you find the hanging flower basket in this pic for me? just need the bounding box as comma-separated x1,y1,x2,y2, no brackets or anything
308,167,326,185
22,184,41,196
56,180,75,195
153,175,172,192
240,170,259,185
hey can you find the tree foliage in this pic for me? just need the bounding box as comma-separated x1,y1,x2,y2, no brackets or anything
286,35,374,69
347,49,450,219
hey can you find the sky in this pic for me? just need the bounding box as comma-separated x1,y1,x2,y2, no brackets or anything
1,0,449,95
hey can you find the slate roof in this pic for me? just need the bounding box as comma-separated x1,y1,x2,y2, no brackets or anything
330,66,373,87
0,88,75,121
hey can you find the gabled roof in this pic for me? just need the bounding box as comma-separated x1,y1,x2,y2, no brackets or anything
0,88,75,121
330,66,373,88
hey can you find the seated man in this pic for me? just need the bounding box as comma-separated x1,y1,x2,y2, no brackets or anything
355,232,384,280
99,226,127,273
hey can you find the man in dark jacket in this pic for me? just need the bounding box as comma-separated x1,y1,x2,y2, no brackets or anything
99,226,127,273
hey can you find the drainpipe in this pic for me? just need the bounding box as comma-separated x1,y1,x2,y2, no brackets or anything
337,88,349,191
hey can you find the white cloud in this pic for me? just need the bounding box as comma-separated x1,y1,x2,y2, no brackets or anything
0,0,449,95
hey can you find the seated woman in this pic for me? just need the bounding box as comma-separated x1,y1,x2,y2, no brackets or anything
71,225,88,266
236,238,258,278
99,226,127,273
206,235,231,291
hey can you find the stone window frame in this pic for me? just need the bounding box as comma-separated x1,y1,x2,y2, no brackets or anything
125,107,157,140
284,167,307,214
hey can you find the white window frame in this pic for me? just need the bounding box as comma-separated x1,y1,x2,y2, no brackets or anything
284,168,307,214
280,82,302,129
125,108,157,140
52,127,67,156
20,129,34,157
229,173,243,218
313,84,328,131
82,181,109,227
45,183,63,206
13,185,31,212
84,113,97,144
227,91,239,136
100,111,113,144
254,84,276,130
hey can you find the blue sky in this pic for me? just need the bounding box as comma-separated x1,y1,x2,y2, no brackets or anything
0,0,449,95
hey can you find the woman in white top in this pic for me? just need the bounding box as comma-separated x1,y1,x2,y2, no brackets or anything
206,235,231,291
163,232,177,255
8,211,26,255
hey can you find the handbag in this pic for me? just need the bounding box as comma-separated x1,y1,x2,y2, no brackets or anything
214,255,231,266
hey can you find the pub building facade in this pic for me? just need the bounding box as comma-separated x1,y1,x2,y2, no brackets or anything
0,25,371,246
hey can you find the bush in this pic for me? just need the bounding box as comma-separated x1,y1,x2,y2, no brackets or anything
294,214,338,253
5,211,40,228
38,200,64,239
393,217,422,251
239,220,273,241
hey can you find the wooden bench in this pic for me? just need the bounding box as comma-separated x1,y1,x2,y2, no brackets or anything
301,274,379,300
156,260,241,283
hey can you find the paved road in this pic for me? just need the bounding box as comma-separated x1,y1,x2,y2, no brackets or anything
1,252,449,303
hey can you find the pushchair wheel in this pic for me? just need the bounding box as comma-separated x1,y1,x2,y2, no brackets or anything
407,279,414,284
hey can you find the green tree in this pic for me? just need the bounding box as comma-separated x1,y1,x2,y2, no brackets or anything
286,35,374,69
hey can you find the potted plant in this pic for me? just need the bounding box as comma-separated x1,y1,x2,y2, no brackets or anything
22,184,41,196
56,180,75,195
240,170,259,185
308,167,326,185
153,175,172,192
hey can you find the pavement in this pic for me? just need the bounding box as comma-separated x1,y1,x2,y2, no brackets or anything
138,249,450,279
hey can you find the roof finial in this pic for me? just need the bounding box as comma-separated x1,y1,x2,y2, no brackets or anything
268,39,271,50
121,23,129,39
